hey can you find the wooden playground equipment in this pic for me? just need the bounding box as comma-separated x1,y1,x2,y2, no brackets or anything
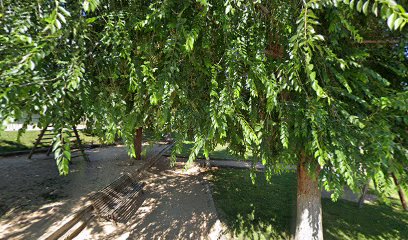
44,143,173,240
90,174,146,222
28,125,88,161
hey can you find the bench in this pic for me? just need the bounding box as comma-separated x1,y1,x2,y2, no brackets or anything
90,174,145,222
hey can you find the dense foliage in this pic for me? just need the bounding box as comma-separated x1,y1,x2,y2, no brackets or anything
1,0,407,200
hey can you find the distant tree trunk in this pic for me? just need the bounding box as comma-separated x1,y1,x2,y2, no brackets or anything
295,154,323,240
373,178,378,190
391,172,407,211
358,183,369,208
134,127,142,160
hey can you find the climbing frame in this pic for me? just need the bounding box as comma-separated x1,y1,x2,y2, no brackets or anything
28,125,89,161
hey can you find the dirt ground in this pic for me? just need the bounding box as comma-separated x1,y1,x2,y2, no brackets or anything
0,143,165,240
75,157,226,240
1,141,377,240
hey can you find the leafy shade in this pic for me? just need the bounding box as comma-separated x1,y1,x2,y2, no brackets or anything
1,0,407,199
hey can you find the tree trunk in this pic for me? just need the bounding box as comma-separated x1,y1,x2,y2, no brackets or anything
295,155,323,240
391,172,407,211
358,183,369,208
134,127,142,160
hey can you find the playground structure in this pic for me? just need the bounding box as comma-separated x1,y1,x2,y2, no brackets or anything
43,143,172,240
28,125,88,161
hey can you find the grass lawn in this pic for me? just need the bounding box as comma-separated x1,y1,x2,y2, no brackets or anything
170,142,252,160
210,169,408,240
0,130,101,153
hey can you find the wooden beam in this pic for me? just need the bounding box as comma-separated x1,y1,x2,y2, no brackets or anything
72,126,89,161
28,126,48,159
134,127,143,160
43,205,93,240
391,172,407,211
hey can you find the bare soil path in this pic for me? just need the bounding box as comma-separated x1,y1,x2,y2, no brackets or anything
75,157,225,240
0,143,165,240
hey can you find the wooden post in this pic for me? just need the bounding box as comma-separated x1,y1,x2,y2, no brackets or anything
28,126,47,159
46,145,53,156
72,126,89,161
391,172,407,211
358,183,369,208
134,127,142,160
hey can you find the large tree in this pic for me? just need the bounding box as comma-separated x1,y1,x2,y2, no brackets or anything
1,0,407,238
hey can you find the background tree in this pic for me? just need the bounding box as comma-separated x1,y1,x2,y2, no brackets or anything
1,0,407,238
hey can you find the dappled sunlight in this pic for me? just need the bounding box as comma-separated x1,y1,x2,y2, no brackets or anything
323,199,408,240
210,169,296,239
0,198,85,239
210,169,408,240
0,145,163,239
76,157,223,239
127,162,218,239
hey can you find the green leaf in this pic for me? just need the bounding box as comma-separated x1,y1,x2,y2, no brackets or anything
387,13,397,30
29,61,35,70
356,0,363,12
399,21,406,30
184,30,198,52
362,1,369,15
55,148,61,157
225,5,231,15
55,19,61,29
83,0,89,12
280,120,289,149
57,13,66,24
185,36,194,51
350,0,355,9
196,0,208,6
310,71,316,81
52,140,61,152
394,17,404,30
313,35,325,41
58,6,71,17
86,17,98,23
372,2,378,16
64,150,71,160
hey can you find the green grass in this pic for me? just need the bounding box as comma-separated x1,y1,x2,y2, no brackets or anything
210,169,408,240
0,130,101,153
171,142,252,160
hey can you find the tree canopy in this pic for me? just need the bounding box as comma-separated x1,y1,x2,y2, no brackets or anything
2,0,406,190
1,0,408,205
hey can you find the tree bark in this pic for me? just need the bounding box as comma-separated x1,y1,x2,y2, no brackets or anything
295,154,323,240
391,172,407,211
358,183,369,208
134,127,142,160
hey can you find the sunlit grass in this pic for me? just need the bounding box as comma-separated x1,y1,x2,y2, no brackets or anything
210,169,408,240
173,142,252,160
0,130,101,153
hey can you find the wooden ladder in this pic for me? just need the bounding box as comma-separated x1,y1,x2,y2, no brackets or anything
28,125,89,161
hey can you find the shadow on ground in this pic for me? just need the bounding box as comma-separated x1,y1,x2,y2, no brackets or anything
0,144,164,240
323,199,408,240
210,170,297,239
210,169,408,240
0,140,30,153
78,158,221,240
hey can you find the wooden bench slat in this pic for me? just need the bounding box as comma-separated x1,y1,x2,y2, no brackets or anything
90,174,145,221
